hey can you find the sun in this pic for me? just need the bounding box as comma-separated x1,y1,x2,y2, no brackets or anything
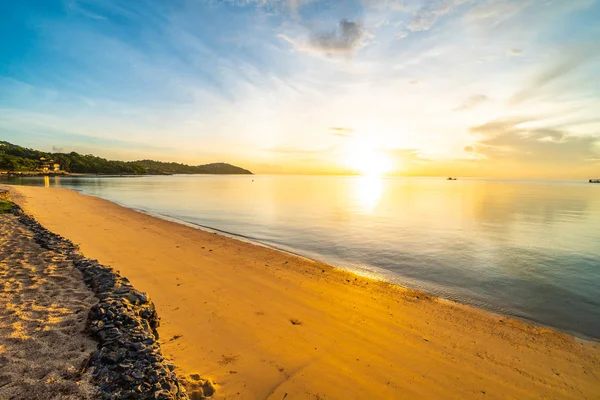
342,139,393,176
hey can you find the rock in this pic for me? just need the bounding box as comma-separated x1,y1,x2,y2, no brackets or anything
165,363,176,372
102,350,124,365
132,370,143,380
202,381,215,397
189,390,204,400
189,374,202,381
130,342,143,351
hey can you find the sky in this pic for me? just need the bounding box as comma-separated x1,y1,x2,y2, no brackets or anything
1,0,599,177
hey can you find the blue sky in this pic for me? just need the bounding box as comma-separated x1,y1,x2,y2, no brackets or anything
1,0,599,176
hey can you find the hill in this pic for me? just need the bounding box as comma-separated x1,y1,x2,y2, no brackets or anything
0,141,252,175
133,160,252,175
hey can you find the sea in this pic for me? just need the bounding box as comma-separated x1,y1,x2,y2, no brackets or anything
6,174,600,339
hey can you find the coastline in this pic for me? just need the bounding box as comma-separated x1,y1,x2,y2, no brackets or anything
6,185,600,399
147,209,598,342
40,188,599,342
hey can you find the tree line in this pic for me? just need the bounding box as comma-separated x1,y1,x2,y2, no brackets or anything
0,141,252,175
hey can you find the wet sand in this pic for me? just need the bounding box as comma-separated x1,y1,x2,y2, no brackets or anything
7,185,600,399
0,211,97,399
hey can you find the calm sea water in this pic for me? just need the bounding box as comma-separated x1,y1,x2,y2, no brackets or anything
7,175,600,338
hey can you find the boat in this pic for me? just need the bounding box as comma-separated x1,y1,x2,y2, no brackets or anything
447,177,457,180
590,179,600,183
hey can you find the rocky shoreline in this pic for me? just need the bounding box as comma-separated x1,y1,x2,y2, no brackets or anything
8,203,209,399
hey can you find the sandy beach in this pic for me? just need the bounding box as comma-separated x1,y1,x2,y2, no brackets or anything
6,185,600,399
0,207,97,399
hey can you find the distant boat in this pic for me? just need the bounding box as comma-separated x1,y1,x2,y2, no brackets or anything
590,179,600,183
447,177,457,180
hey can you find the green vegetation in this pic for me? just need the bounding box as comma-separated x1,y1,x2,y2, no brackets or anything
132,160,253,175
0,200,13,214
0,141,252,175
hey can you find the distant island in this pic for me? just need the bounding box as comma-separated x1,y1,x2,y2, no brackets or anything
0,141,252,175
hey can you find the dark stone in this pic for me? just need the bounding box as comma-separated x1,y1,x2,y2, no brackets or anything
202,381,215,397
189,391,204,400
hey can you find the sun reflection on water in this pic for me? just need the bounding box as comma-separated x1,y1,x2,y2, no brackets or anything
352,176,383,212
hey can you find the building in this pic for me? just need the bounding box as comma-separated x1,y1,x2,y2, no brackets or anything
39,158,59,173
39,157,50,173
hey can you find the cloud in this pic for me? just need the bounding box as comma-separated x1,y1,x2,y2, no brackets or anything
329,127,354,137
509,48,523,56
362,0,408,11
65,0,107,20
511,47,597,104
464,0,527,27
280,19,370,55
52,145,66,153
470,118,600,165
453,94,488,111
387,148,431,164
408,0,471,32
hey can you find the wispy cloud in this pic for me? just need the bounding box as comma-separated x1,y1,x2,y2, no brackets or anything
408,0,471,32
511,47,598,104
387,148,431,164
470,118,600,165
65,0,107,20
329,127,354,137
453,94,488,111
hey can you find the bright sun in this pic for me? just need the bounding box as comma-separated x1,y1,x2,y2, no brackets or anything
342,140,393,176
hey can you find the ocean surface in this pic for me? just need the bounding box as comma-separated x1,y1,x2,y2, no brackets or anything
7,175,600,338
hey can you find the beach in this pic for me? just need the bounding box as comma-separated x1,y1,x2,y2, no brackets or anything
0,204,97,399
6,185,600,399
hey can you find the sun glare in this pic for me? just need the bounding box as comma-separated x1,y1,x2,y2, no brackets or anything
353,175,383,211
343,140,393,176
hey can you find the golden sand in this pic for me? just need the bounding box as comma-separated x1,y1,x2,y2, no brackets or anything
8,185,600,399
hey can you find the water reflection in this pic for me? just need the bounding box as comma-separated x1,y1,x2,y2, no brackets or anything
352,176,383,212
43,175,50,188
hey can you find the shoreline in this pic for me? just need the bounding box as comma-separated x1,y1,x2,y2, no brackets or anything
5,177,599,341
54,190,599,343
11,181,598,342
6,185,600,399
151,209,598,342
